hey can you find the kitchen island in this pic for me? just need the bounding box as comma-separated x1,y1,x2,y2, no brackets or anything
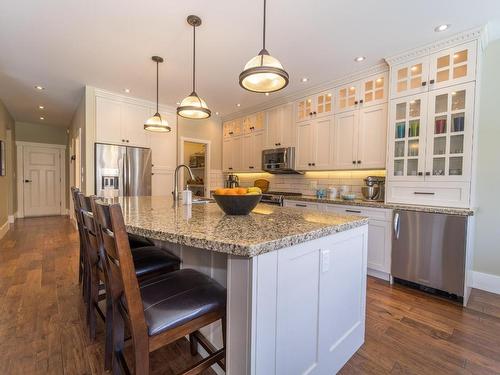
116,196,369,375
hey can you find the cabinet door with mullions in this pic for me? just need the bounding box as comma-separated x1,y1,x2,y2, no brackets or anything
390,56,430,99
387,93,428,181
425,82,475,182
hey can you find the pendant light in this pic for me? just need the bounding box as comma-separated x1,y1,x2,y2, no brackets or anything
239,0,289,93
177,15,211,119
144,56,171,132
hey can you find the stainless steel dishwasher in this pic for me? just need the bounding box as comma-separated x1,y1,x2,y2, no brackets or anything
391,210,467,299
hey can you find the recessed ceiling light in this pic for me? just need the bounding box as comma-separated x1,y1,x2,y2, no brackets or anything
176,102,181,105
35,85,44,90
124,88,131,93
38,105,44,110
265,92,270,96
237,103,241,107
40,116,45,120
301,77,309,83
215,111,220,115
434,24,450,32
354,56,366,62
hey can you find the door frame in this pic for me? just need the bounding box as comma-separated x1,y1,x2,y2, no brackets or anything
16,141,67,218
179,137,211,197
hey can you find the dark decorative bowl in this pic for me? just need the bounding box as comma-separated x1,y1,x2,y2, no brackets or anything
212,194,262,215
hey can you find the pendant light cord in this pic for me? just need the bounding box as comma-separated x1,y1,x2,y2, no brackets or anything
192,24,196,93
156,60,159,113
262,0,267,50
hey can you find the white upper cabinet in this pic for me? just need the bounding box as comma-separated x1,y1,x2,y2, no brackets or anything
95,95,151,148
243,112,265,134
333,111,358,169
295,90,333,122
266,103,295,148
428,41,477,91
357,104,388,169
390,57,430,99
297,117,334,170
121,103,151,148
336,72,388,113
390,41,477,99
96,96,123,145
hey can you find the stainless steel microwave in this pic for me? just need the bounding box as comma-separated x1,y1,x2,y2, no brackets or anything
262,147,303,174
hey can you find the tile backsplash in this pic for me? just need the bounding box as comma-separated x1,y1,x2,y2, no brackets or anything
232,170,386,197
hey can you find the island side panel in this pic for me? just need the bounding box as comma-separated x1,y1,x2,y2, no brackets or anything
250,225,368,375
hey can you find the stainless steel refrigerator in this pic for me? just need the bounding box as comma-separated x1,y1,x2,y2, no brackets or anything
391,210,467,298
95,143,152,197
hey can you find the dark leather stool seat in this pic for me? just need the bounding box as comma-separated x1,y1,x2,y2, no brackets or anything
128,233,154,249
136,269,226,336
131,246,181,279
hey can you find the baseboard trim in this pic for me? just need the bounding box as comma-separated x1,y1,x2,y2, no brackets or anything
367,268,391,281
0,220,9,240
8,215,15,224
472,271,500,295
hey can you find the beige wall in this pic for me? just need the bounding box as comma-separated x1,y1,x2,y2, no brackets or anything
15,121,68,145
0,99,15,229
177,116,222,170
473,39,500,277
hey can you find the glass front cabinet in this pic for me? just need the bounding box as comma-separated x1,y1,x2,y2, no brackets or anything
388,82,475,183
295,90,333,122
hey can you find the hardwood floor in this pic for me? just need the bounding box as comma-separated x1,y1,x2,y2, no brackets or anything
1,216,499,375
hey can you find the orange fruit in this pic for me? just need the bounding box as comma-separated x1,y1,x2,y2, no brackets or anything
215,188,226,195
236,188,247,195
225,189,239,195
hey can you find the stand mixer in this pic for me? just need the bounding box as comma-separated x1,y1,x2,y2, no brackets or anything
361,176,385,202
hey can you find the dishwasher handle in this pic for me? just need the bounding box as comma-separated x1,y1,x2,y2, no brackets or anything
393,212,401,240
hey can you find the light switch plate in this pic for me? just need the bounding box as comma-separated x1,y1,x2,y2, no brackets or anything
321,249,330,273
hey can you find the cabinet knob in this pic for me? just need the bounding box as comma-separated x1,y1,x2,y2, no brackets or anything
312,163,316,166
308,163,311,166
126,140,129,143
359,99,364,104
309,112,313,116
313,111,317,115
429,79,435,85
352,161,356,164
122,139,125,142
354,101,358,105
277,143,281,146
421,81,427,87
357,160,361,164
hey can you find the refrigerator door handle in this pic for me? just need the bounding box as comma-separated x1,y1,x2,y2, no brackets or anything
123,151,128,196
394,212,400,240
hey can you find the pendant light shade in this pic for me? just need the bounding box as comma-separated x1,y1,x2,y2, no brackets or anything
239,0,289,93
145,56,171,132
177,15,211,120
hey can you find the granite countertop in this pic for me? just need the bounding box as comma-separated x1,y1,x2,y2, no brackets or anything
114,196,368,257
285,196,474,216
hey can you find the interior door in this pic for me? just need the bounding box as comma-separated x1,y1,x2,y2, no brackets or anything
333,111,357,169
23,145,62,217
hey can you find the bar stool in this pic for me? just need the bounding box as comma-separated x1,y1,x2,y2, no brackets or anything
93,199,226,375
70,187,85,288
78,193,181,370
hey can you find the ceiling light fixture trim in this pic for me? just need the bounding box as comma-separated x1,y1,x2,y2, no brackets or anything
239,0,289,93
177,15,211,119
144,55,171,132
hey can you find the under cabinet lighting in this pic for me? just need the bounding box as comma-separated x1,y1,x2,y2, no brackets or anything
434,24,450,32
301,77,309,83
40,116,44,120
265,92,270,96
237,103,241,107
35,85,44,90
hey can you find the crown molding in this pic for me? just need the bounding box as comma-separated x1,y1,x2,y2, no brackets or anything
222,62,388,122
89,86,177,114
385,26,485,66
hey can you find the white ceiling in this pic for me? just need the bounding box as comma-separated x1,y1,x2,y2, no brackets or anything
1,0,500,127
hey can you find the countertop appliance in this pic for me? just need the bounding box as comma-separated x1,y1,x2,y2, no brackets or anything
95,143,152,197
391,210,467,300
262,147,304,174
225,174,239,188
361,176,385,201
261,191,302,206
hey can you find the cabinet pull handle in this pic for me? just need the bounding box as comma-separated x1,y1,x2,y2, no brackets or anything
394,212,400,240
429,79,435,84
24,179,32,183
421,81,427,87
228,167,233,170
425,172,431,176
346,209,362,214
229,131,234,135
249,166,254,169
295,204,307,207
414,192,435,195
418,172,423,176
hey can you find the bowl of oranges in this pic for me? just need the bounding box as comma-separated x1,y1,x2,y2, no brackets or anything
212,187,262,215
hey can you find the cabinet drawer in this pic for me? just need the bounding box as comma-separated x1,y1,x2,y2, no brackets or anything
386,181,470,208
283,200,321,210
323,204,391,221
